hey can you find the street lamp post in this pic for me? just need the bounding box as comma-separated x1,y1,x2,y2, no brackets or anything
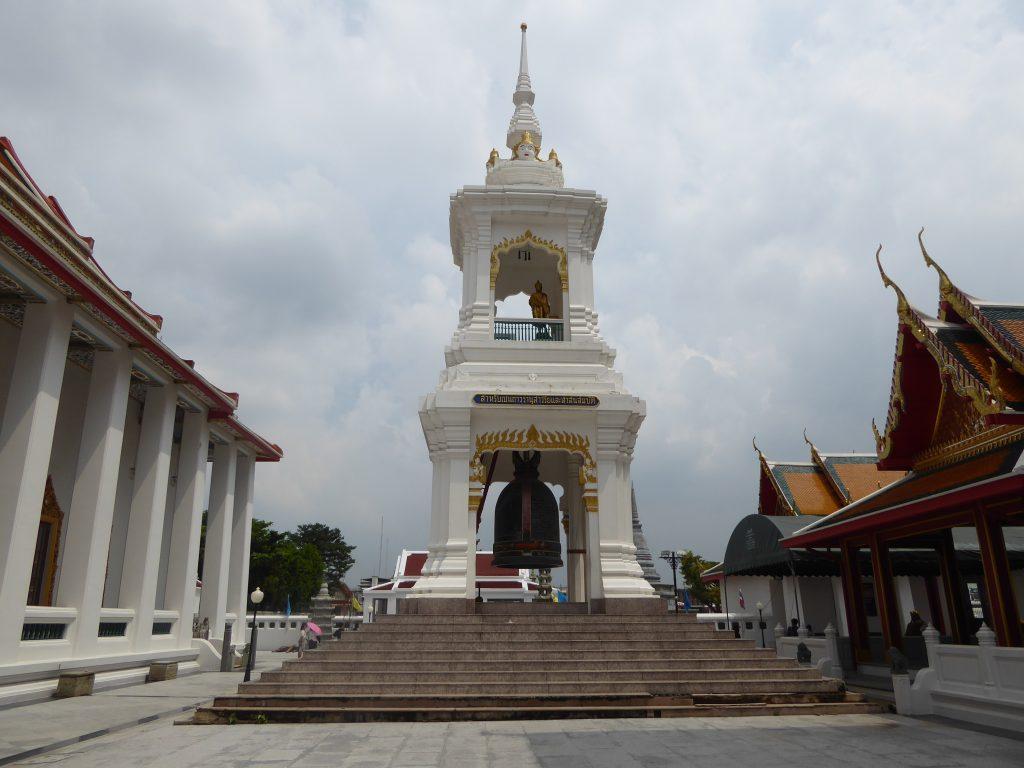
659,551,681,615
756,601,766,648
243,586,264,683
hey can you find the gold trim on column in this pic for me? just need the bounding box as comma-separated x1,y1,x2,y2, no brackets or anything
490,230,568,292
583,495,599,514
469,424,596,485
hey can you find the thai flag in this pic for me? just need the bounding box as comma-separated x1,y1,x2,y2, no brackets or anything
738,589,745,609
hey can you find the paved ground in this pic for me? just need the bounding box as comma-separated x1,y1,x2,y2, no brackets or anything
0,652,293,766
9,712,1024,767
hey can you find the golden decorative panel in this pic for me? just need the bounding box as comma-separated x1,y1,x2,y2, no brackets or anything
490,230,568,293
469,424,597,487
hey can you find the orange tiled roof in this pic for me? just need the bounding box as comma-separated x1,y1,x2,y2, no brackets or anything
788,439,1024,538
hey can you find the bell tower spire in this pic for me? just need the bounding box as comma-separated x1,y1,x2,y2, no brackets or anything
506,23,542,152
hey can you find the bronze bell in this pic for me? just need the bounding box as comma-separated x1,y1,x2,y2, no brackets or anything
492,451,563,569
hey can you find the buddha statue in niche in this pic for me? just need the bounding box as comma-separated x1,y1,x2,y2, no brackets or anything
529,280,551,318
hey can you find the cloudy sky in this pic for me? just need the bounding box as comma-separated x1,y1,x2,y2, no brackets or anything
3,1,1023,583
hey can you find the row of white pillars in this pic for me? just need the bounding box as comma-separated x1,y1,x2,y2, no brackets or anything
0,295,258,662
0,300,74,653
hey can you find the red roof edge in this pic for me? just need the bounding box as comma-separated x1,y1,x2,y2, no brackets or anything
0,138,93,255
217,413,283,461
783,473,1024,548
0,215,235,412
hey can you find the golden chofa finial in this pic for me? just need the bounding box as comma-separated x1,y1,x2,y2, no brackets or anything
875,245,909,307
548,148,561,168
918,226,952,292
487,148,499,167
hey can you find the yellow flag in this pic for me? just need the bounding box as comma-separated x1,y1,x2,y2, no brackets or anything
351,595,362,612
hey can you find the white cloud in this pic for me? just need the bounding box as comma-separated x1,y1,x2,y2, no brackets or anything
3,0,1023,578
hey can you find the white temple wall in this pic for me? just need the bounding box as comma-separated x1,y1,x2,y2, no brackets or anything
103,396,142,607
721,575,773,619
0,319,20,416
799,576,839,634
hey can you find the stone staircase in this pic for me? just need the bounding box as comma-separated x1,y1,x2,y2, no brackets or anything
193,612,882,723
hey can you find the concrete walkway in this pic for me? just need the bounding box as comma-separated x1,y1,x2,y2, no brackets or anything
7,710,1024,767
0,652,292,766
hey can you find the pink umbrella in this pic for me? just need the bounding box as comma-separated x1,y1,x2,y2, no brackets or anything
306,621,322,635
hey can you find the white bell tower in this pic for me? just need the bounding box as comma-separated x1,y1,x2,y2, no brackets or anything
412,24,656,613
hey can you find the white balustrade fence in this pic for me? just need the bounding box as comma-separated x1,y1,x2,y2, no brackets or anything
895,624,1024,732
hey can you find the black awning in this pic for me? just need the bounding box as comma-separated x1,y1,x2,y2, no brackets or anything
722,514,837,577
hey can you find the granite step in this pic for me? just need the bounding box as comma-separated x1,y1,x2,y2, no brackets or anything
372,615,699,625
364,620,705,631
308,639,757,652
338,630,735,641
281,657,800,672
236,678,842,696
291,648,779,663
209,690,860,711
191,693,881,724
194,613,861,724
258,667,823,683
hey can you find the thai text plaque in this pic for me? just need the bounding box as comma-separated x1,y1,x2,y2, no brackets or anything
473,393,599,407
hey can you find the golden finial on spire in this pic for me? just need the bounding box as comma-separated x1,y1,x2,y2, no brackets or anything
548,148,561,167
487,148,499,167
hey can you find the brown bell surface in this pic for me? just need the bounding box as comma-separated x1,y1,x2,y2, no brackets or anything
492,451,563,569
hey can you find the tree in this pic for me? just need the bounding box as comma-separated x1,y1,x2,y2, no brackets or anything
247,519,324,611
289,523,356,592
677,549,721,611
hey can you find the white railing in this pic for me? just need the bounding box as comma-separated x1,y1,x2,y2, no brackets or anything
774,623,843,678
896,624,1024,732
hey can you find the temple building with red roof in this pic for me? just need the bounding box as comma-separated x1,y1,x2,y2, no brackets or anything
0,136,281,697
701,436,904,650
773,236,1024,728
362,550,539,621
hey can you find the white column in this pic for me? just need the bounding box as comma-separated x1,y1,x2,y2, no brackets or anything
163,409,209,648
119,382,177,652
465,502,477,602
584,488,603,602
896,575,916,628
565,455,586,603
56,347,132,657
0,299,72,656
226,453,255,626
200,441,237,640
412,451,471,598
594,451,654,599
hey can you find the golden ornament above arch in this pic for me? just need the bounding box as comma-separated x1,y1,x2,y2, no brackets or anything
490,230,568,293
469,424,597,487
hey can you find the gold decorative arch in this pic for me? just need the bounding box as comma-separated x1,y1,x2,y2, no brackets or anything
469,425,597,486
490,230,568,293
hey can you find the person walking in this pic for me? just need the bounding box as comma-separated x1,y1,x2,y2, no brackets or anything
297,622,309,659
